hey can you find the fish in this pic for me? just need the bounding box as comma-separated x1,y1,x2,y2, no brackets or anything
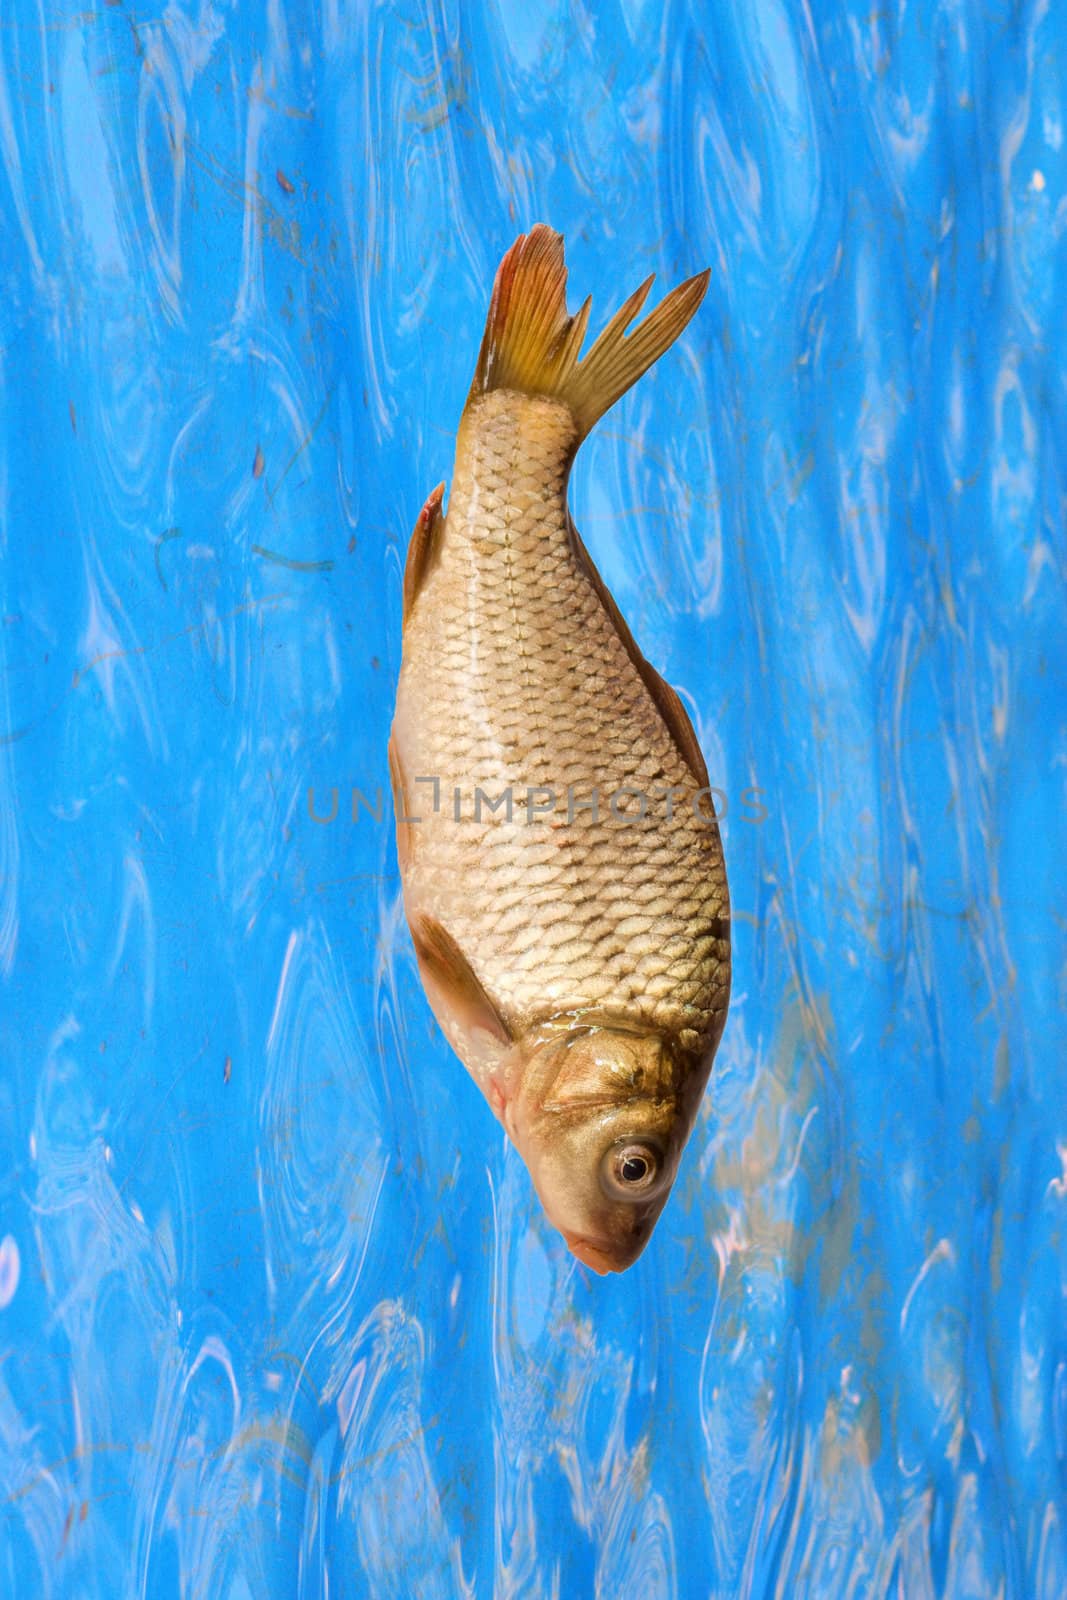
389,225,730,1274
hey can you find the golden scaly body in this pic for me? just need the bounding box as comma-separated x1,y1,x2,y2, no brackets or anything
393,389,729,1055
389,225,730,1273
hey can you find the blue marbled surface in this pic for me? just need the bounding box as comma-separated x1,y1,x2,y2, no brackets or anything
1,1,1065,1595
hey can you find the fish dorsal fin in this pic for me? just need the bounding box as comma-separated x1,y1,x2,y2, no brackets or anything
402,482,446,625
568,516,710,792
469,225,709,441
411,914,514,1048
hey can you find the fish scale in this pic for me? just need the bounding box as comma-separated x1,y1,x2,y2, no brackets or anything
395,389,728,1051
390,224,730,1272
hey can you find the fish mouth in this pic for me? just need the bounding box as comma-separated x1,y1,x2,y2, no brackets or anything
563,1233,622,1275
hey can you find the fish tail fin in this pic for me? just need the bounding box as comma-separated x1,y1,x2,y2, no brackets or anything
470,225,590,408
564,265,710,437
469,224,709,440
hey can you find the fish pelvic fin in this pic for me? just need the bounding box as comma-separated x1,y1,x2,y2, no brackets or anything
469,224,710,441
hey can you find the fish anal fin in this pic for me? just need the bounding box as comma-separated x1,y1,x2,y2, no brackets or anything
411,914,514,1049
402,482,446,625
568,516,710,791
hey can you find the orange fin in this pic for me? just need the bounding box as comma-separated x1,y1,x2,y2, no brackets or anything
402,482,445,624
411,914,514,1048
387,734,413,874
568,516,710,791
470,225,709,440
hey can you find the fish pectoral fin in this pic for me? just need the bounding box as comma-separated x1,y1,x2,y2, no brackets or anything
411,914,514,1048
568,516,711,791
402,482,446,625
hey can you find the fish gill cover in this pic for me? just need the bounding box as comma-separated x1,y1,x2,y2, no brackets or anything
0,2,1064,1597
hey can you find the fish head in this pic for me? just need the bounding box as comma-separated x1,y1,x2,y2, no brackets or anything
505,1018,703,1274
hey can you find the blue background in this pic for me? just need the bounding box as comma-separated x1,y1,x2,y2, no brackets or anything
1,1,1065,1595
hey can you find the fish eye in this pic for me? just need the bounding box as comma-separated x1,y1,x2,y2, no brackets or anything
600,1141,662,1200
